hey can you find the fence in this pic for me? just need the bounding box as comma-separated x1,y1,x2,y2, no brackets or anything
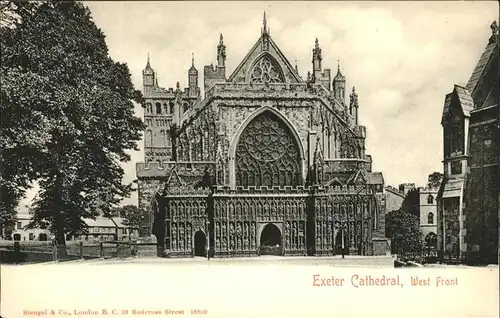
396,248,439,265
0,240,149,264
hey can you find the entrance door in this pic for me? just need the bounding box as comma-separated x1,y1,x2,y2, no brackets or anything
194,231,207,257
259,223,282,255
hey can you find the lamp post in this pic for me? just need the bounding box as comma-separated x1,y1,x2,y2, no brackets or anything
206,220,210,260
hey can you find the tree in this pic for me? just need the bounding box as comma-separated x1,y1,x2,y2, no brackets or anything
106,205,145,239
1,1,145,255
401,188,420,219
427,172,444,189
0,1,48,239
385,208,423,255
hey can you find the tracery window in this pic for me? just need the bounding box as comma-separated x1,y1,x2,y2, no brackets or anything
250,56,284,84
235,111,300,188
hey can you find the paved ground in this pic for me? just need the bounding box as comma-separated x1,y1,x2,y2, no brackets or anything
29,254,397,267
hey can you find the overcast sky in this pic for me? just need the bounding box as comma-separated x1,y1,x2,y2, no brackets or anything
21,1,498,209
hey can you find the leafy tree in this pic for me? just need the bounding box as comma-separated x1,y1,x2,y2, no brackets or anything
401,188,420,219
0,1,47,239
385,208,423,255
104,205,144,239
427,172,444,189
1,1,145,254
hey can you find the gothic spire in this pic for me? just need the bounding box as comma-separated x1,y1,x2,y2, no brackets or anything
143,52,154,75
262,11,269,35
189,52,197,73
217,33,226,67
334,60,345,80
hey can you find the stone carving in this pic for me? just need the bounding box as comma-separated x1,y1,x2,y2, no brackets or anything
235,111,300,188
250,56,283,84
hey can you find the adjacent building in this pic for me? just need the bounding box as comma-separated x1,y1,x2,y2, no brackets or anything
136,14,389,258
384,185,438,249
418,187,438,249
10,209,139,243
384,186,405,214
437,21,499,264
70,217,140,242
12,209,50,242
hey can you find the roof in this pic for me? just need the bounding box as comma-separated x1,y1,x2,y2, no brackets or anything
366,172,384,185
466,40,497,94
441,179,464,199
454,85,474,117
83,217,115,228
440,85,474,124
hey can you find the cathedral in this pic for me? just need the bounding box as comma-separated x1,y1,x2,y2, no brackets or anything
136,14,388,258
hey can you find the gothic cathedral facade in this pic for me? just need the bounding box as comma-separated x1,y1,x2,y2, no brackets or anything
136,15,388,258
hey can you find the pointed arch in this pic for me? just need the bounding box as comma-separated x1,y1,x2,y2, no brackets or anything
228,106,305,189
247,52,285,84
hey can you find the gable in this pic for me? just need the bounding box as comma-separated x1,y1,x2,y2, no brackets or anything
228,34,302,84
441,85,473,125
166,168,184,188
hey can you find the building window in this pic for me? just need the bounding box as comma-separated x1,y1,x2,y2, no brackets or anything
29,233,34,241
250,55,284,84
427,212,434,224
427,195,434,204
235,111,300,188
169,101,175,114
13,233,21,241
156,102,162,114
16,222,22,230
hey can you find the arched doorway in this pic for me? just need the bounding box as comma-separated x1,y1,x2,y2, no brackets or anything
259,223,282,255
425,232,437,249
194,231,207,257
39,233,48,241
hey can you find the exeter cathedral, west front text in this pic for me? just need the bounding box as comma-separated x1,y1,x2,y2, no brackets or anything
136,14,389,258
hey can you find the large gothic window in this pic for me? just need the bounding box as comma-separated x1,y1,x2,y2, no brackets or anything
235,111,301,188
250,56,284,84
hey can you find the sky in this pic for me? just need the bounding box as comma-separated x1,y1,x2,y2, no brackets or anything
21,1,498,209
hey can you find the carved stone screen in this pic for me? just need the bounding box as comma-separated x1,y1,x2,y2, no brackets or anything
235,111,300,188
250,56,284,84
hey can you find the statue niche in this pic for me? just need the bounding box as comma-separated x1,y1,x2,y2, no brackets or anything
235,111,301,188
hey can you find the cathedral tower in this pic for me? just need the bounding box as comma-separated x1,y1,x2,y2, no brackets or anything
312,38,322,81
332,61,346,104
188,54,200,98
142,54,155,89
204,34,227,95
